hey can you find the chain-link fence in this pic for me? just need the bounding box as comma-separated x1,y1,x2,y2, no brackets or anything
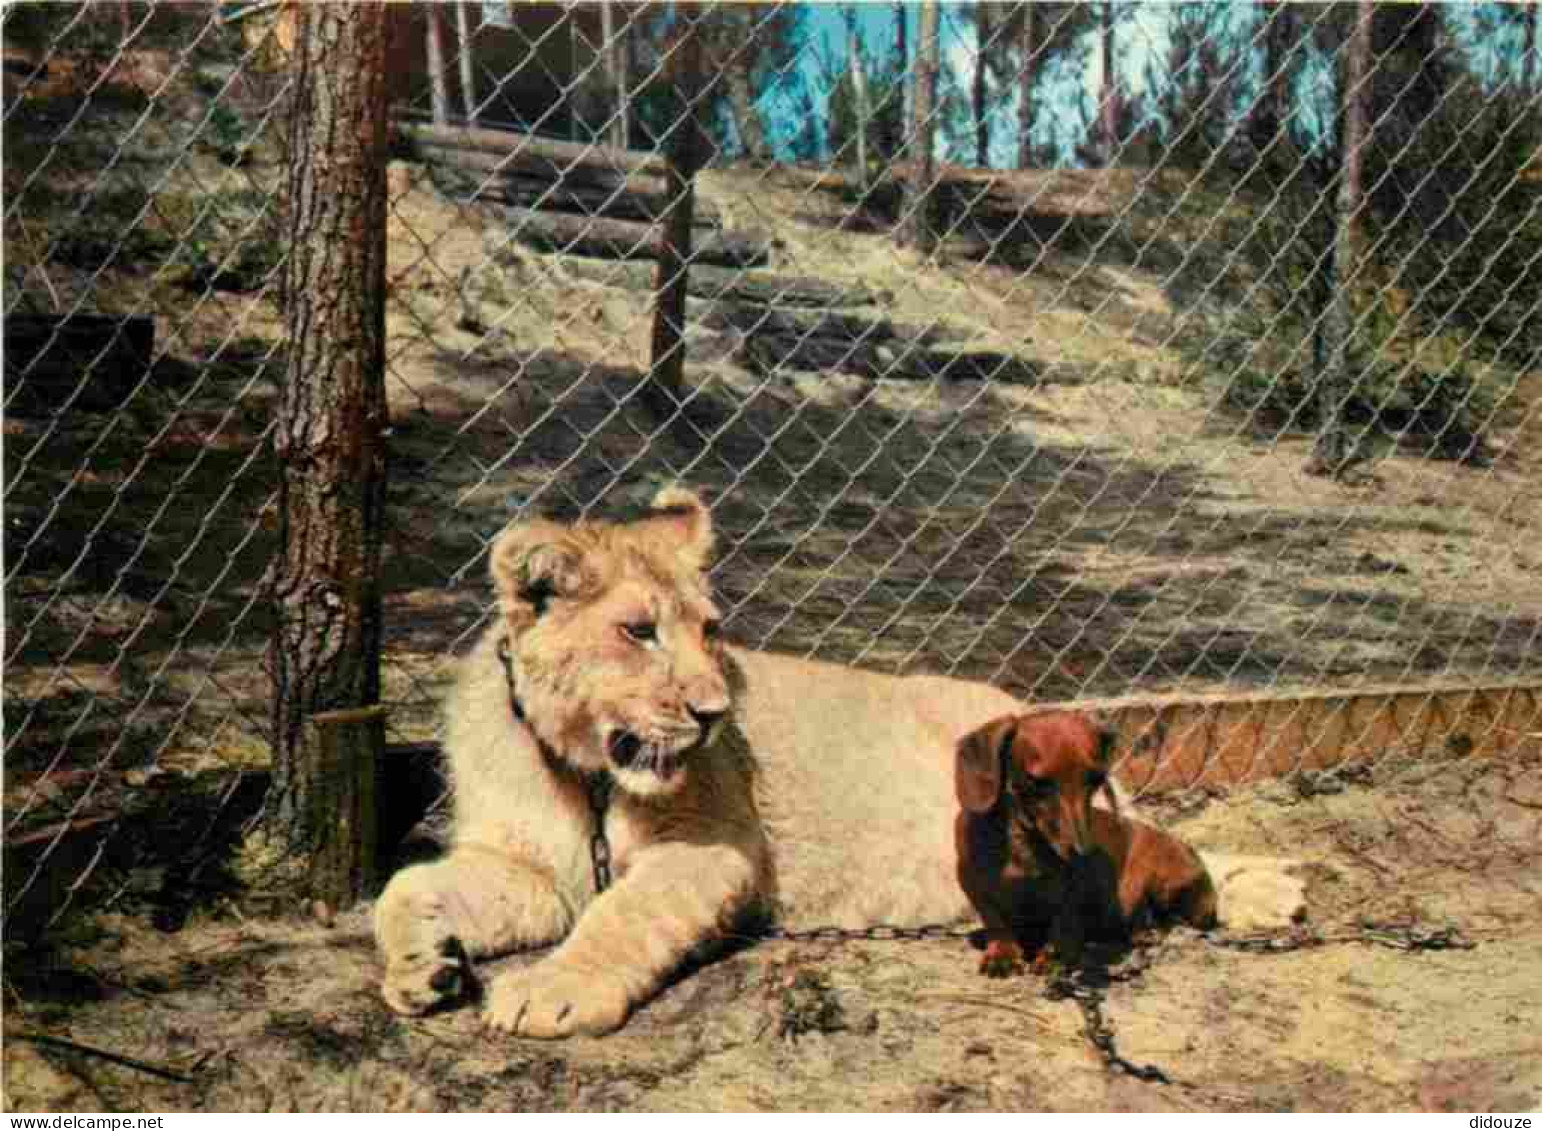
5,1,1540,943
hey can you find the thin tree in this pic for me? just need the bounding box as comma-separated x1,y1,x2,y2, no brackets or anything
1308,0,1373,477
1095,0,1119,166
267,0,390,902
423,3,450,126
848,12,870,190
973,3,991,167
901,0,940,250
1524,2,1538,96
455,1,477,125
601,3,628,149
1016,2,1040,169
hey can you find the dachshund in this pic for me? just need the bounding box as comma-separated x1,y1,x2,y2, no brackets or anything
955,710,1218,977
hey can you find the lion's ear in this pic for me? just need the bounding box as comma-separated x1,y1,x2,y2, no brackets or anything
645,485,715,572
489,519,593,630
956,716,1014,814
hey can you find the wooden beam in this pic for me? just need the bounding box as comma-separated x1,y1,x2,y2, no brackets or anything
1047,680,1542,795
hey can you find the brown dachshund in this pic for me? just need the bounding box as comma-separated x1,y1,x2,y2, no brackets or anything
955,711,1218,977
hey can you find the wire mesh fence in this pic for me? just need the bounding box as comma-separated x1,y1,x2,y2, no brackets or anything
4,1,1540,942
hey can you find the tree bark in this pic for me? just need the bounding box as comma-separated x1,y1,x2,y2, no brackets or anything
503,205,765,267
726,50,769,163
1309,0,1373,477
1017,3,1038,169
267,0,389,901
404,123,666,176
974,4,990,167
1097,0,1119,166
849,27,870,190
901,0,940,250
601,3,624,150
423,3,450,126
1521,3,1537,98
648,25,708,413
455,1,476,125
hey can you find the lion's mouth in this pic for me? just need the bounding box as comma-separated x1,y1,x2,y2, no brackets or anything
608,731,688,782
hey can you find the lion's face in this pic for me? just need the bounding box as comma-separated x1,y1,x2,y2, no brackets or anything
489,488,732,798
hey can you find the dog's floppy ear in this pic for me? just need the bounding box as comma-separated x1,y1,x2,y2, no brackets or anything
489,518,595,631
956,716,1016,813
644,485,715,573
1093,717,1122,817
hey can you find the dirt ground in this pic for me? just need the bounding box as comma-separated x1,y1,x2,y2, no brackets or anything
6,752,1539,1113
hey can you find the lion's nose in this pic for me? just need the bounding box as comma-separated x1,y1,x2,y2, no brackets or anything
688,703,727,736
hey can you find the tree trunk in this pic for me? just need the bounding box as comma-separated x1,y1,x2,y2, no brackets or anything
423,3,450,126
1097,0,1119,166
601,3,624,150
726,55,769,163
1309,0,1373,478
1520,3,1537,98
648,26,707,414
973,4,990,168
849,28,870,190
901,0,940,251
1018,3,1038,169
455,1,477,126
893,1,908,165
1252,0,1298,153
266,1,389,903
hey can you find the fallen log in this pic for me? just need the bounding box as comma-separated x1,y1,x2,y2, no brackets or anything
504,205,770,268
737,332,1050,384
403,123,666,178
690,300,960,346
422,155,721,226
552,257,887,308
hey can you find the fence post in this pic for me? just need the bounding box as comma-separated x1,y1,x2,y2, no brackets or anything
1308,0,1373,478
260,0,390,907
646,19,707,414
901,0,940,251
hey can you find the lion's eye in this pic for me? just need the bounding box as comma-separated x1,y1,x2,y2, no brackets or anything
703,619,722,641
622,622,657,644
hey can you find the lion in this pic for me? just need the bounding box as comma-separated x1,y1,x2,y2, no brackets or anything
374,486,1304,1038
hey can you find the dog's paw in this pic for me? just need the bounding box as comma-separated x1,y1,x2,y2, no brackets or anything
382,936,472,1016
979,938,1025,978
483,964,630,1038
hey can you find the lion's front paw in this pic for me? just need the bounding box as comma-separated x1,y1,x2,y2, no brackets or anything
483,964,630,1038
382,936,473,1017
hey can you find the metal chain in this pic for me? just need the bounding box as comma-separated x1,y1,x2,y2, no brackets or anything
1046,972,1175,1085
1203,921,1475,955
753,921,978,943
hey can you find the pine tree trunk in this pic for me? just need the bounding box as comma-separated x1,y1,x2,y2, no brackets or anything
726,56,768,163
455,1,477,126
850,29,870,189
1309,0,1373,477
1097,0,1119,166
266,0,390,901
901,0,940,250
423,3,450,125
1018,3,1038,169
974,4,990,168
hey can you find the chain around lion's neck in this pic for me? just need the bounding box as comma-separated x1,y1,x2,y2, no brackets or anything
495,631,616,893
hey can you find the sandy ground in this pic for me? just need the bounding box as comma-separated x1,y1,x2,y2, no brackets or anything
6,752,1539,1113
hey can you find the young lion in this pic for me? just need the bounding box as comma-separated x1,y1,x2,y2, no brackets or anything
374,487,1302,1038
